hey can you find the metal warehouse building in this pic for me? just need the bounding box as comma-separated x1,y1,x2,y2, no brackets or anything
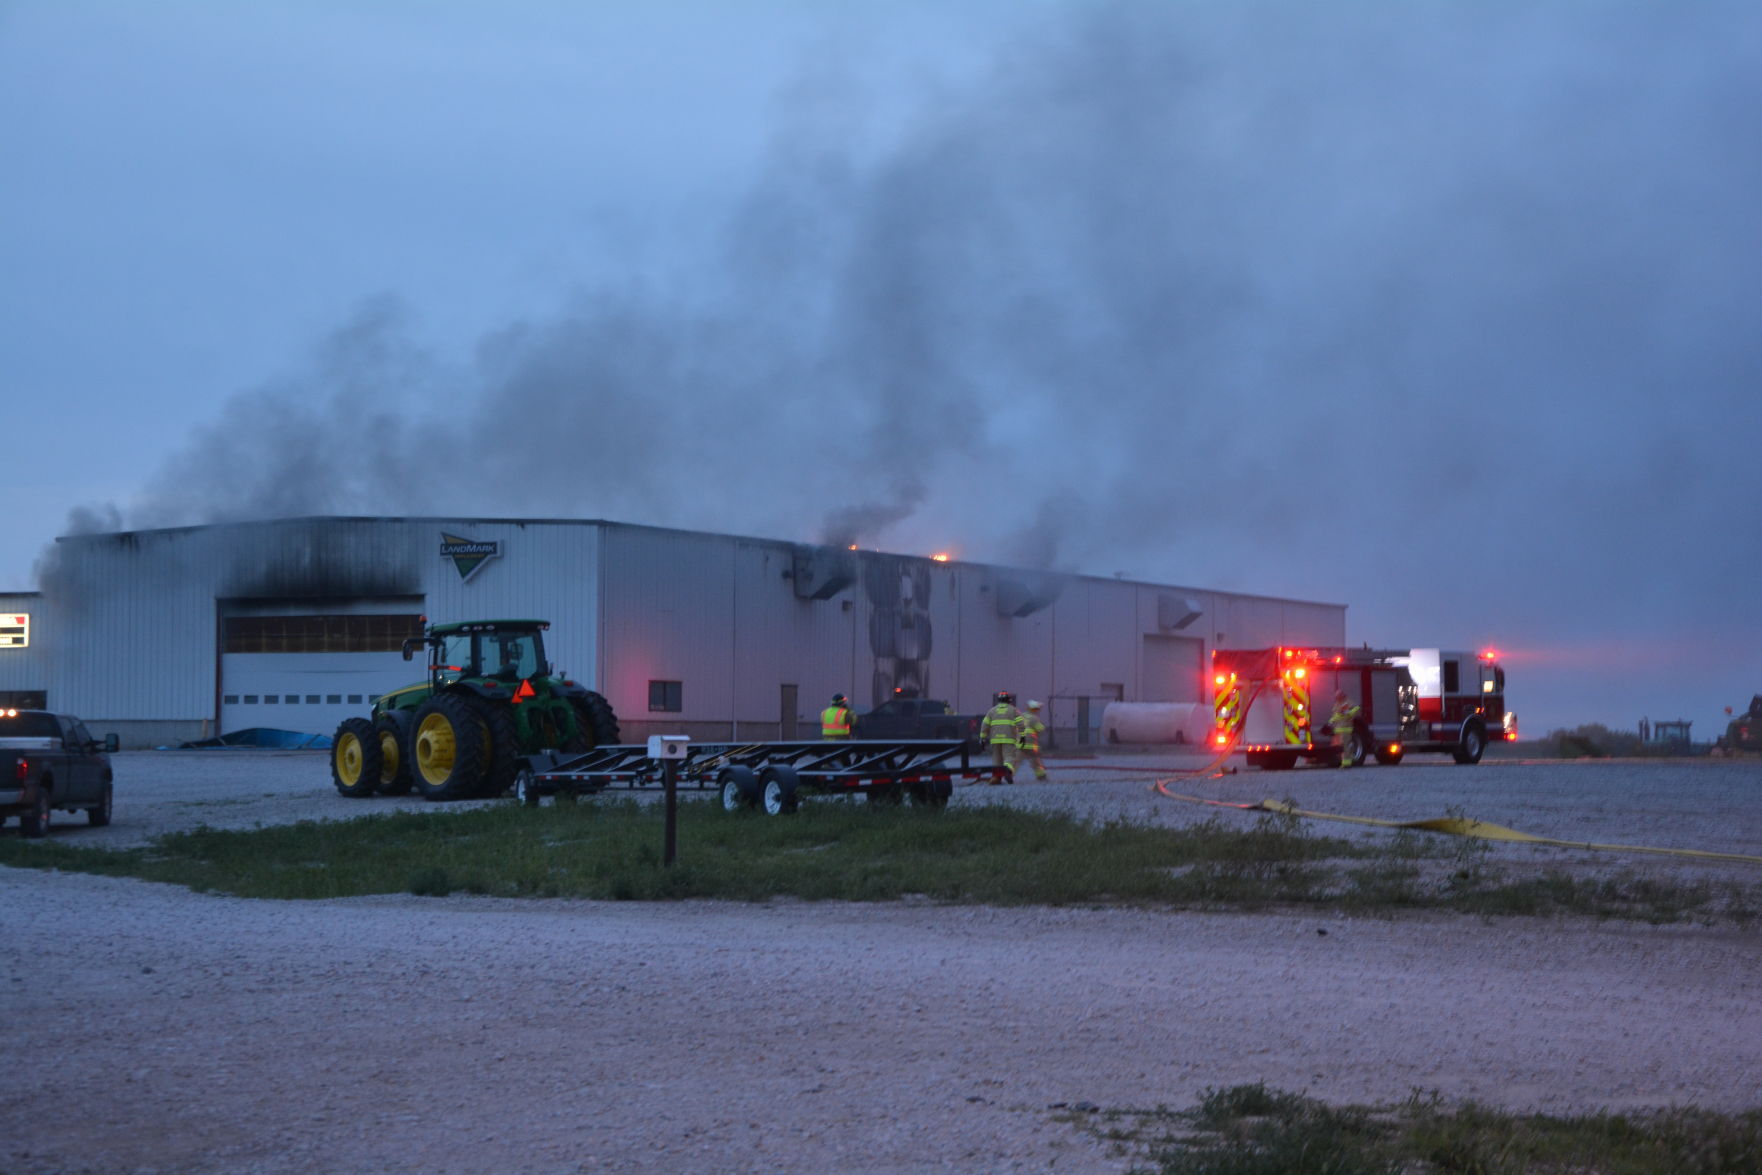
0,517,1345,748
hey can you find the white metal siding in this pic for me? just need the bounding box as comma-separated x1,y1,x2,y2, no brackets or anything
24,516,1346,738
599,527,737,727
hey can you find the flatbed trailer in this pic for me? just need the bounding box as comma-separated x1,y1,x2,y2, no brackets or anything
520,738,1005,814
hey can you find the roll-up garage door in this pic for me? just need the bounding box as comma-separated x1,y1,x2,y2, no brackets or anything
219,609,425,737
1140,634,1202,703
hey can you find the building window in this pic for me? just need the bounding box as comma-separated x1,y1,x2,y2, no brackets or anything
285,695,299,704
262,696,276,704
648,680,683,712
326,695,341,704
221,614,425,654
224,695,240,704
348,695,363,704
305,695,320,704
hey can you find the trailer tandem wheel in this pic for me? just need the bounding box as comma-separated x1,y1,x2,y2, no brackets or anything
718,766,759,811
514,765,540,807
760,765,800,815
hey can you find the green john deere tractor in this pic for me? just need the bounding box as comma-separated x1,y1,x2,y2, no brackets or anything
330,619,621,801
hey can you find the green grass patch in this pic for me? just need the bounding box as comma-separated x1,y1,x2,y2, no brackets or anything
1066,1084,1762,1174
0,799,1752,923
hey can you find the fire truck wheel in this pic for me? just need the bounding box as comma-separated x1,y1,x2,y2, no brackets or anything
760,765,800,815
1258,750,1298,771
1344,733,1368,768
868,784,904,806
718,766,758,811
1373,744,1405,766
1453,722,1487,765
374,711,414,795
331,717,382,798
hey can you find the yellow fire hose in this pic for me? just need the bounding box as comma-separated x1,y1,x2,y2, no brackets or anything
1153,787,1762,866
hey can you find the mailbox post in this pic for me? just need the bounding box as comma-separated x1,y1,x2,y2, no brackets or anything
646,735,690,866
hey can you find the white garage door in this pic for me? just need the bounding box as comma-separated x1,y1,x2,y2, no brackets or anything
1140,634,1203,703
219,613,426,738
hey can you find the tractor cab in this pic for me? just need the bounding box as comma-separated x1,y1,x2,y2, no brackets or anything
404,620,551,689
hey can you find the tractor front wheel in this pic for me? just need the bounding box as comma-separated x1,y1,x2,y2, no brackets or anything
411,695,490,801
375,711,414,795
332,717,382,798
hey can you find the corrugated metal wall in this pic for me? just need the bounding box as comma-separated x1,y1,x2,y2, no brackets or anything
20,516,1345,740
599,526,1345,739
32,517,608,730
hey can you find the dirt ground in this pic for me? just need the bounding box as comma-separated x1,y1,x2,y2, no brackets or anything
5,750,1760,1173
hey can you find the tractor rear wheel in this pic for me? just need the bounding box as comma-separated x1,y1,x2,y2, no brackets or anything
374,711,414,795
565,693,621,751
468,696,520,798
332,717,382,798
411,694,490,801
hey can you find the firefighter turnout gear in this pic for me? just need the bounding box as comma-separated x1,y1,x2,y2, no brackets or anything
821,695,853,740
1328,691,1361,769
1016,701,1048,781
980,695,1022,783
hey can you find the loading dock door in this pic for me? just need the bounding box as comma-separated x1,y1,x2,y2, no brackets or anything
1140,635,1202,703
219,612,425,737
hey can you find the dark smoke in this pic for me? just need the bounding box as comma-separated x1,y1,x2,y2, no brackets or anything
53,1,1762,727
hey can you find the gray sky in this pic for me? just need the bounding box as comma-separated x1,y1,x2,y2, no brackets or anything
4,0,1759,735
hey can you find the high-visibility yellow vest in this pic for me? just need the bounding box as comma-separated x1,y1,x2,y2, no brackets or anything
1017,714,1044,752
1328,701,1360,736
821,705,852,738
981,704,1019,746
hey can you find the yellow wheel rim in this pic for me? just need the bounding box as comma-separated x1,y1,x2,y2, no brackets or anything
415,712,457,785
378,728,401,783
336,732,365,786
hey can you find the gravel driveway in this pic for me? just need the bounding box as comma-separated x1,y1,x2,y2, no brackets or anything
5,749,1760,1173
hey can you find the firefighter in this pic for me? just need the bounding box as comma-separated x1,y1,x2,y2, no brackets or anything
821,693,854,740
980,690,1021,783
1016,700,1048,781
1328,689,1361,769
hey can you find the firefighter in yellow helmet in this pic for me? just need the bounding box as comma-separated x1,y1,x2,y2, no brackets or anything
821,693,854,740
1015,700,1048,781
1328,689,1361,769
980,690,1021,783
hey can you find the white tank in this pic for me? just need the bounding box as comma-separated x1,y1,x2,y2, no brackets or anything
1100,702,1211,746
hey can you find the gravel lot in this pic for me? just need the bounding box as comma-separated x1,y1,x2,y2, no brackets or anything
5,749,1760,1173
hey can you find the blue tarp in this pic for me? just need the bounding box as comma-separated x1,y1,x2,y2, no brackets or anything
174,728,333,750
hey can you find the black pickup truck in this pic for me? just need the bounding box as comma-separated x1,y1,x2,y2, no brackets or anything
853,697,982,745
2,708,118,838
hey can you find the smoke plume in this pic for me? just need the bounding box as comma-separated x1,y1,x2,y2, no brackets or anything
52,1,1762,728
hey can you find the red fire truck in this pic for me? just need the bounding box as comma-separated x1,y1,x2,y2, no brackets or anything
1211,646,1516,770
